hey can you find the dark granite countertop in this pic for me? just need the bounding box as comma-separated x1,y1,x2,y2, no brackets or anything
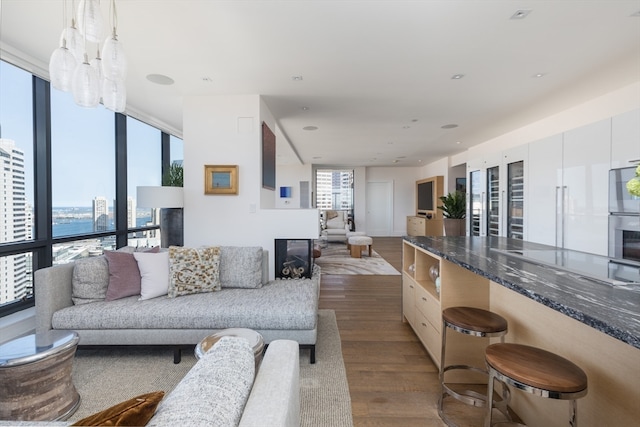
403,235,640,350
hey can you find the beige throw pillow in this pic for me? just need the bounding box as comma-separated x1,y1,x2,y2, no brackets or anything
168,246,221,297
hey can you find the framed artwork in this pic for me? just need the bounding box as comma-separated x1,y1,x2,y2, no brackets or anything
455,177,467,193
204,165,238,195
262,122,276,190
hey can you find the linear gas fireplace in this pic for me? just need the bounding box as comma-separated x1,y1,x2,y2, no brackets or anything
274,239,313,279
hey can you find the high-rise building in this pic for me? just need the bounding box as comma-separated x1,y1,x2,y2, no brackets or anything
124,196,136,228
93,197,109,231
316,169,353,210
0,138,31,304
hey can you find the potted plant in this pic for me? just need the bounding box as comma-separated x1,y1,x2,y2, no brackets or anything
437,191,466,236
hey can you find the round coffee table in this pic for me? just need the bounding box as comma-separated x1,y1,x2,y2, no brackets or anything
195,328,265,370
0,330,80,421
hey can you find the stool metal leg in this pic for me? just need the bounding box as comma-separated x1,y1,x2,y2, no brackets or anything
485,367,496,427
570,400,577,427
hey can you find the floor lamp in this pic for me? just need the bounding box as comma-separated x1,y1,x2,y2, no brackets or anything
137,186,184,248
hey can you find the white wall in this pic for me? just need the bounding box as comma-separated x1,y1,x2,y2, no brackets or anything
275,164,313,209
183,94,318,279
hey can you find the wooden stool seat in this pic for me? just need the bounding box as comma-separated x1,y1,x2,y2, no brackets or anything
443,307,509,336
486,343,588,395
485,343,588,427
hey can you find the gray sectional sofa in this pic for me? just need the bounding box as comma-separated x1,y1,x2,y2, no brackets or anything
34,246,320,363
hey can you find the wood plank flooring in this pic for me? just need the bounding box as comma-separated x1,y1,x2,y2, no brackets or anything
318,237,493,427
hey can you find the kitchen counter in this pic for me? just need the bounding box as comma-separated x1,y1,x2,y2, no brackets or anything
403,235,640,349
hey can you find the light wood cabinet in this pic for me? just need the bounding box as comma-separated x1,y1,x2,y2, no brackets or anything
402,241,490,373
406,216,443,236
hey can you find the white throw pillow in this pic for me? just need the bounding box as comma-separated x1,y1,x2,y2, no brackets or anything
134,251,170,300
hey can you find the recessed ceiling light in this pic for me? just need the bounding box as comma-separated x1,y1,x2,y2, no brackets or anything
511,9,532,20
411,119,419,122
312,156,322,159
201,76,213,83
301,106,309,111
397,156,406,159
393,160,399,163
451,74,465,80
533,72,546,78
456,141,462,145
291,76,304,81
303,126,318,131
441,124,458,129
146,74,175,85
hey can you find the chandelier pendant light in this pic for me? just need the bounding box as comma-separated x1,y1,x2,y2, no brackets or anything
73,53,100,108
77,0,104,43
101,0,127,112
60,17,84,62
49,38,77,92
50,0,126,111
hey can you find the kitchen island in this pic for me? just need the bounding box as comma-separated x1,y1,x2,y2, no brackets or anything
402,235,639,427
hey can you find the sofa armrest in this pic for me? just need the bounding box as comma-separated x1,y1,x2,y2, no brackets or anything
239,340,300,427
34,263,75,333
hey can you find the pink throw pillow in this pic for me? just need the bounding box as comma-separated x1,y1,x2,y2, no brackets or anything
104,247,159,301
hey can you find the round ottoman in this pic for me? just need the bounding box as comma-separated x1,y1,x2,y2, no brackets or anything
348,235,373,258
195,328,265,370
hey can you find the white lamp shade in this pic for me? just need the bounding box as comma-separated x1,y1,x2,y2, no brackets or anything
102,77,126,112
49,42,77,92
90,54,104,99
137,186,184,208
72,58,100,108
77,0,104,43
60,25,84,61
102,35,127,80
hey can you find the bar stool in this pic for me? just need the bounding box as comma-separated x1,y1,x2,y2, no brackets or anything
439,307,511,426
484,343,588,427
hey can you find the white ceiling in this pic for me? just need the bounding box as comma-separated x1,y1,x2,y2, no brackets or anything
1,1,639,167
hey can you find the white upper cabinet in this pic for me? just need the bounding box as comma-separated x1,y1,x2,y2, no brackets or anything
611,108,640,169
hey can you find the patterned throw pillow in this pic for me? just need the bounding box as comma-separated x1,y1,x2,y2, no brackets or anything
168,246,221,297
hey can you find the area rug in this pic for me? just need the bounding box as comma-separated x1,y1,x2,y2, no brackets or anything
315,242,400,275
67,309,353,427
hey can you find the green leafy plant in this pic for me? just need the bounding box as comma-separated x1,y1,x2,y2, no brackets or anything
162,163,183,187
437,191,466,219
626,165,640,197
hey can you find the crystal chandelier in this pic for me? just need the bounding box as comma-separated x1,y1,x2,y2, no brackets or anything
49,0,126,112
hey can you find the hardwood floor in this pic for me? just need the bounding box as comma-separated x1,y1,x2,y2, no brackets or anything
318,237,493,427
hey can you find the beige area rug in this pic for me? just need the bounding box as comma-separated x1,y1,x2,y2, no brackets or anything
315,242,400,275
67,309,353,427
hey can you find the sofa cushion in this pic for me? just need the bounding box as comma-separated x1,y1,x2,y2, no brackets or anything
134,251,170,300
71,391,164,426
148,337,254,427
52,268,320,331
168,246,221,297
104,251,143,301
219,246,263,289
72,256,109,305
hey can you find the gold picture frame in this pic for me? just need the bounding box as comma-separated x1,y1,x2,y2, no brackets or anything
204,165,238,195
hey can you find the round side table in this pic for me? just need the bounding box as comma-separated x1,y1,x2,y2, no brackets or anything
0,330,80,421
195,328,265,370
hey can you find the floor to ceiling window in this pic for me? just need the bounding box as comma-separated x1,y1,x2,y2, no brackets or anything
0,61,35,309
0,58,182,317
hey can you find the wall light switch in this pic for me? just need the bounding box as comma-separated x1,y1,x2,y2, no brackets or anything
249,203,256,213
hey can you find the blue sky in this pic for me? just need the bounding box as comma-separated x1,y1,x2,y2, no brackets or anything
1,60,181,207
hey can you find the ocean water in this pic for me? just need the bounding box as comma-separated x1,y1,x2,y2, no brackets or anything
52,208,153,237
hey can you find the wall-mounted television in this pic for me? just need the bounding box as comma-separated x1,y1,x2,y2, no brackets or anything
416,175,444,218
